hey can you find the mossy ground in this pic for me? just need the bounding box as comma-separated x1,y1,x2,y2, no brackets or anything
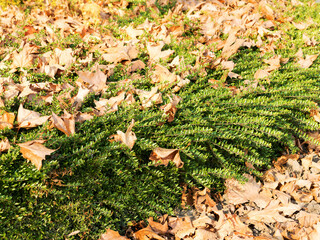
1,0,320,239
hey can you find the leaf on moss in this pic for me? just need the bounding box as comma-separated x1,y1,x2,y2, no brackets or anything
110,119,136,150
17,140,55,170
51,111,75,136
17,104,50,129
0,138,10,152
160,94,181,122
0,110,15,129
149,147,184,168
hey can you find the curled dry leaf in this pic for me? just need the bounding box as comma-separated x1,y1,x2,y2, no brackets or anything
110,119,136,150
94,91,125,115
297,54,319,69
149,147,184,168
11,42,37,71
311,109,320,123
159,94,181,122
254,69,270,79
0,138,10,152
134,227,165,240
224,174,270,209
135,87,163,109
147,41,174,62
17,140,55,170
17,104,50,129
77,64,108,93
51,111,75,136
0,110,15,129
99,229,129,240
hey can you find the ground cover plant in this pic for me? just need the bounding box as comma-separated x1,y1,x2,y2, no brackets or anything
1,0,320,239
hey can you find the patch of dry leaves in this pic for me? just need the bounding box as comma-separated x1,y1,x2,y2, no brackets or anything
100,152,320,239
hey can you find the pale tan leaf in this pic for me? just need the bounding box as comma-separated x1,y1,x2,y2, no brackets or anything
0,138,10,152
254,69,270,79
159,94,181,122
17,104,49,129
134,227,165,240
110,119,136,150
147,41,174,62
77,64,107,93
11,43,37,70
297,54,318,69
100,229,129,240
135,87,163,109
149,147,184,168
18,140,55,170
247,200,291,223
51,111,75,136
0,111,15,129
224,174,270,209
72,85,90,110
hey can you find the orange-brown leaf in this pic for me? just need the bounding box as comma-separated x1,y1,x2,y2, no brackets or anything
18,140,55,170
149,147,184,168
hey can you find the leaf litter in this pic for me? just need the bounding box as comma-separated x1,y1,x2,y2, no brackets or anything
1,0,320,238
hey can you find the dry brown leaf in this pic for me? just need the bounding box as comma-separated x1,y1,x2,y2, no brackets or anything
94,91,125,115
135,87,163,109
159,94,181,122
147,217,168,235
72,85,90,110
51,111,75,136
17,104,50,129
303,34,318,46
0,111,15,129
11,42,37,70
254,69,270,79
224,174,270,209
110,119,136,150
149,147,183,168
18,140,55,170
77,64,107,93
99,229,129,240
221,36,245,60
247,200,291,223
297,54,319,69
130,60,145,73
134,227,165,240
0,138,10,152
169,216,195,238
147,41,174,62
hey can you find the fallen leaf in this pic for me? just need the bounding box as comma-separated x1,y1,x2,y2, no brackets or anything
0,111,15,129
0,138,10,152
297,54,319,69
159,94,181,122
11,42,37,71
149,147,184,168
17,104,50,129
224,174,270,209
77,64,108,93
51,111,75,136
254,69,270,79
110,119,136,150
100,229,129,240
135,87,163,109
147,41,174,62
134,227,165,240
18,140,55,170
